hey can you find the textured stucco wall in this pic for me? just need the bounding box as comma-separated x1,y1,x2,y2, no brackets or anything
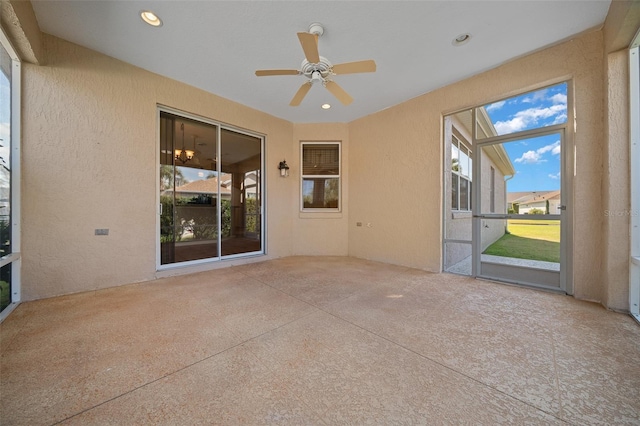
21,34,294,300
602,49,631,311
348,31,605,302
291,123,349,256
1,0,44,64
16,21,632,309
599,0,640,311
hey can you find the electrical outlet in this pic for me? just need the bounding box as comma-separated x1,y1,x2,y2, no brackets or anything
95,229,109,236
356,222,362,227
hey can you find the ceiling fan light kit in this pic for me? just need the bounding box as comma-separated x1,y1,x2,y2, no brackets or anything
255,22,376,107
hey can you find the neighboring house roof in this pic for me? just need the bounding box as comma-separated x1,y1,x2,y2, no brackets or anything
167,172,258,196
172,174,232,195
508,190,560,205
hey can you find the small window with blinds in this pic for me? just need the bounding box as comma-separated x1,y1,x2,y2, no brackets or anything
301,142,341,211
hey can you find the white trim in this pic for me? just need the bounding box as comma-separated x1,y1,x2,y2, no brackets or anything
0,26,22,311
451,134,473,212
629,46,640,317
0,253,19,269
155,106,265,271
300,141,342,213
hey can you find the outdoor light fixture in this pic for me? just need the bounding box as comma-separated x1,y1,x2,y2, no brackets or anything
175,123,194,164
278,160,290,177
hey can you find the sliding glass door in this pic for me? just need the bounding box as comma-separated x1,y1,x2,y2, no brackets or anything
0,27,20,319
158,110,263,268
220,129,262,256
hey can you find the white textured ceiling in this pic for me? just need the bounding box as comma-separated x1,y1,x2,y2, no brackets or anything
31,1,611,123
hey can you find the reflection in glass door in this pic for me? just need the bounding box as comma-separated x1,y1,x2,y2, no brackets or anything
160,113,219,264
220,129,262,257
159,111,263,267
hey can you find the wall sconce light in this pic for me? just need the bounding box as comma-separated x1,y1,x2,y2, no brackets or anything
278,160,290,177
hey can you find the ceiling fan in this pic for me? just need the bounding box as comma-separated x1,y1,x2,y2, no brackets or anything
255,23,376,107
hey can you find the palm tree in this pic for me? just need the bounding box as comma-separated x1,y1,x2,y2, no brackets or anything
160,165,187,190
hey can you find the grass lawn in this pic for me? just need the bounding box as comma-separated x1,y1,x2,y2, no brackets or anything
483,220,560,263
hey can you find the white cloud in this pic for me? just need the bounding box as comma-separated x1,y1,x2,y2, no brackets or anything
550,93,567,104
520,89,548,104
493,104,567,135
537,140,560,154
514,150,544,164
485,100,506,112
548,172,561,180
552,112,568,125
514,140,560,164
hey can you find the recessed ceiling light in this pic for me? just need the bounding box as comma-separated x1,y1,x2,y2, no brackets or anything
141,10,162,27
321,103,331,109
452,33,471,46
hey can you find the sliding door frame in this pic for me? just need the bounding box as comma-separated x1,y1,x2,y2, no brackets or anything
155,105,265,271
629,45,640,322
0,26,21,322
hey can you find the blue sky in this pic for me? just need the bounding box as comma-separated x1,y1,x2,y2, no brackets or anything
0,69,11,183
177,166,216,184
483,82,566,192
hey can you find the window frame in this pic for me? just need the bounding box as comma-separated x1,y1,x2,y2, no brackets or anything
451,135,472,212
0,26,21,322
490,166,495,213
300,141,342,212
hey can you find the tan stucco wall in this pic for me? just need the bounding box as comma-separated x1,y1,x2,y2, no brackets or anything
21,34,295,300
348,31,604,301
13,4,639,310
600,0,640,311
602,49,631,311
291,123,349,256
1,0,44,64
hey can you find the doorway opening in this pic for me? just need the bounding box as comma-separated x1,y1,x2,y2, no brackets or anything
158,108,264,269
443,82,572,293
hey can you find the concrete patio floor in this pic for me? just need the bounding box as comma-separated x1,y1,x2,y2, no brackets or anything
1,256,639,425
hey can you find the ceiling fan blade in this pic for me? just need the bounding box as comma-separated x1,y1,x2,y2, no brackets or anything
290,82,312,106
255,69,300,77
332,60,377,75
297,32,320,63
325,81,353,106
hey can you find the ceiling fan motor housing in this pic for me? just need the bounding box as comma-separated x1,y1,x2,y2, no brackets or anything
301,56,332,80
